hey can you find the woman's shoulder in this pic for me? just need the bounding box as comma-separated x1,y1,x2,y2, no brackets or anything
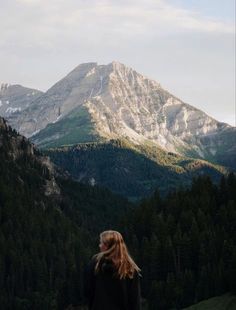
88,255,112,273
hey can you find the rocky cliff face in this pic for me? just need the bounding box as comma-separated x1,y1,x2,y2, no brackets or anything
2,62,235,167
0,116,60,196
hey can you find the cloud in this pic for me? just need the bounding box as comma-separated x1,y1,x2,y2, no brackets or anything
0,0,234,57
0,0,234,125
1,0,234,67
2,0,235,42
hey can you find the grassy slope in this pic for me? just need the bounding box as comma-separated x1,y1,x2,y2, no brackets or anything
31,106,99,148
183,294,236,310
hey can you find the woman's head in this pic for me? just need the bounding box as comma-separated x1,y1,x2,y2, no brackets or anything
95,230,140,279
99,230,123,252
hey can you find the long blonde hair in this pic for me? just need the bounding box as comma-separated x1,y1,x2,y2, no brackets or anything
94,230,141,279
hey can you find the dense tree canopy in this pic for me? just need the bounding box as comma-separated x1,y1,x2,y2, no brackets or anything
123,174,236,309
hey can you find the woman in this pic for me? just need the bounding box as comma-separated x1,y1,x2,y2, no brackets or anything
85,230,141,310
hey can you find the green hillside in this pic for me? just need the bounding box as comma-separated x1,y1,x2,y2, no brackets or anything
45,139,227,200
183,294,236,310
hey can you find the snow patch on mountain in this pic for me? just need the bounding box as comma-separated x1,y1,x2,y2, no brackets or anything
6,107,21,114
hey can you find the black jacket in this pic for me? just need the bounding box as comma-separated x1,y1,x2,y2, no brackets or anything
85,257,141,310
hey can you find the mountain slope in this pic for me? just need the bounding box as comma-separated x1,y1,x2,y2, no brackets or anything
45,139,227,199
12,62,102,138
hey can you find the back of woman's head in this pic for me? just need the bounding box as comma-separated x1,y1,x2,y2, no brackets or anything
95,230,140,279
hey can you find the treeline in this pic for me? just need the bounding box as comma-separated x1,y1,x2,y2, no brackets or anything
122,173,236,309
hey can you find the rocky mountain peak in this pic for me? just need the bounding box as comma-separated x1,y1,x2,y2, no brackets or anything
2,62,235,167
110,60,129,72
66,62,98,79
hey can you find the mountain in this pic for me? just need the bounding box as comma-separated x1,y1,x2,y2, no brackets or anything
2,62,235,169
0,83,43,123
45,139,227,200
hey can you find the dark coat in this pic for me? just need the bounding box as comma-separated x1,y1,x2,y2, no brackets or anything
84,257,141,310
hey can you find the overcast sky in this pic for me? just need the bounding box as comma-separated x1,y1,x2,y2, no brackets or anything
0,0,235,126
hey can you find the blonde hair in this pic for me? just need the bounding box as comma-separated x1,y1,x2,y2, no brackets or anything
94,230,141,279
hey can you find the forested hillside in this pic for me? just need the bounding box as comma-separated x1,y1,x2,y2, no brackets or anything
0,117,130,309
46,139,226,200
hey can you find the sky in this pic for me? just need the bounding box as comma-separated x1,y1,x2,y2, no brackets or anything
0,0,235,126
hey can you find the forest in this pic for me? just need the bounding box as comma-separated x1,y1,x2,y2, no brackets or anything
0,120,236,309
